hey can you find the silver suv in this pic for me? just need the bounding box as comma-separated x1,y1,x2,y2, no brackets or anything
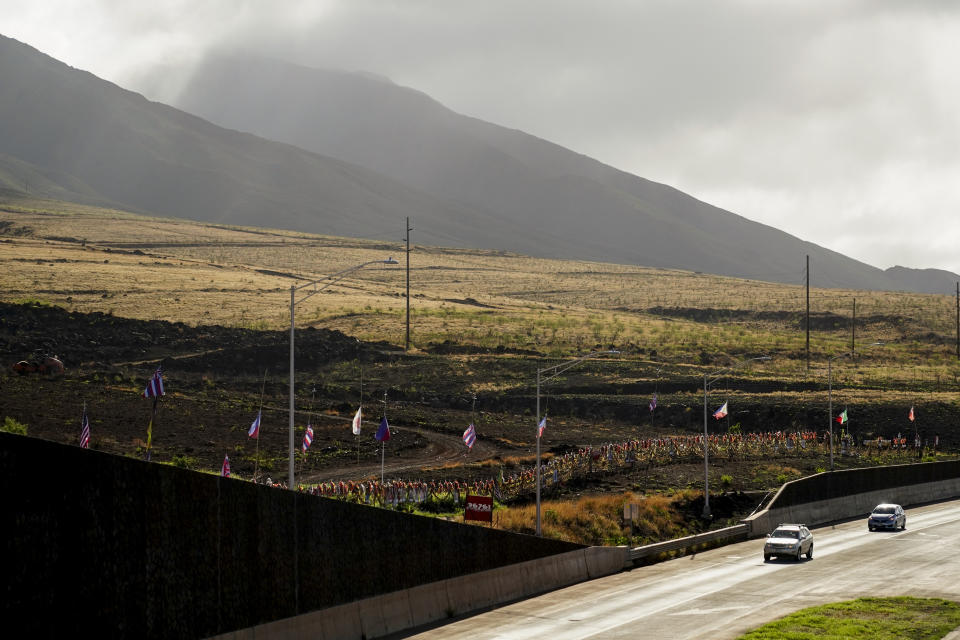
763,524,813,562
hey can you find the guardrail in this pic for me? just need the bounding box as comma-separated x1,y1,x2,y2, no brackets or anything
630,524,749,562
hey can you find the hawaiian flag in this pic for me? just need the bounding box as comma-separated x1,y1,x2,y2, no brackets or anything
248,411,261,439
79,407,91,449
908,406,915,422
302,424,314,452
835,409,848,424
462,423,476,449
712,401,728,420
649,394,658,412
221,455,230,477
537,416,547,438
142,366,165,398
375,416,391,442
352,407,363,435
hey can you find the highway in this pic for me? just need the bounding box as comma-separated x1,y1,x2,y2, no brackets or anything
401,499,960,639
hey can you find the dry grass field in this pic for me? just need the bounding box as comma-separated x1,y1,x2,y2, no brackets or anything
3,193,959,401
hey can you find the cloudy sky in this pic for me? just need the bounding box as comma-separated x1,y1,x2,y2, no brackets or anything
5,1,959,274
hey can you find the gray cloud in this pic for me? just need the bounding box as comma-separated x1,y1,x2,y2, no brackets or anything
4,0,959,274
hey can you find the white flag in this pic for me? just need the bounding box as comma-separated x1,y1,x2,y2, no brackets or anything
352,407,362,435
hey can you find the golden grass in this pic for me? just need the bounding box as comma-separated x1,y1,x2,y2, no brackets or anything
3,193,960,389
494,490,701,545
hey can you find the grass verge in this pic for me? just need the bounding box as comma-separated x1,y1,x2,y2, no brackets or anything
738,596,960,639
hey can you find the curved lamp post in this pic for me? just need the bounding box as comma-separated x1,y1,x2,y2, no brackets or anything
535,350,618,536
288,258,398,489
827,342,883,471
703,355,770,518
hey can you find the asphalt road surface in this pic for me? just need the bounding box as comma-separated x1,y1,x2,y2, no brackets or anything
401,499,960,639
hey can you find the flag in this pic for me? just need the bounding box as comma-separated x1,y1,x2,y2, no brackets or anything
649,394,657,412
835,409,848,424
142,366,165,398
248,411,261,439
352,407,363,435
375,416,391,442
80,407,90,449
221,455,230,477
302,424,314,452
908,406,915,422
462,423,476,449
712,401,728,420
537,416,547,438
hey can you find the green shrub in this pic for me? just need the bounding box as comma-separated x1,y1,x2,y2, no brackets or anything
1,417,27,435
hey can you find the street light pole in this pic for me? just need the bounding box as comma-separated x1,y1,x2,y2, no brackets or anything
287,258,398,490
702,355,770,518
535,350,618,536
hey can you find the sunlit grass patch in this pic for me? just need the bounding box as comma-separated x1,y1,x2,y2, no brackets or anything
738,597,960,640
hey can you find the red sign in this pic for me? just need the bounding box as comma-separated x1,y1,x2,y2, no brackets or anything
464,495,493,522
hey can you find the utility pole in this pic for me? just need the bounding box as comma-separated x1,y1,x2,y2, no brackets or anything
851,298,856,358
405,217,412,351
805,255,810,370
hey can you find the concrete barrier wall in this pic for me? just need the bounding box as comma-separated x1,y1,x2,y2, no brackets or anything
0,432,583,638
744,470,960,537
212,546,631,640
769,459,960,509
630,524,750,562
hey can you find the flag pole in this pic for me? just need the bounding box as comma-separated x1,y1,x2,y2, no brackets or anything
380,390,387,485
357,363,363,465
253,370,266,483
300,385,315,480
145,395,158,462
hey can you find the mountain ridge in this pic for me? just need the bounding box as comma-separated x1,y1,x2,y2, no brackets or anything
1,35,955,295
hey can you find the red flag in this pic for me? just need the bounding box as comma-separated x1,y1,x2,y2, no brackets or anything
221,455,230,477
908,406,915,422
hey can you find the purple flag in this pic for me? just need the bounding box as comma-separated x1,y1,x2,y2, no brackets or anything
375,416,391,442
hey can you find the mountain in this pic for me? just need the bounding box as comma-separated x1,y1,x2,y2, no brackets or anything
1,35,955,294
0,35,537,249
170,55,958,294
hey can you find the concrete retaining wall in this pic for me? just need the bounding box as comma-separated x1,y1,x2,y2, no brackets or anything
212,546,631,640
0,432,583,638
744,472,960,537
630,524,749,562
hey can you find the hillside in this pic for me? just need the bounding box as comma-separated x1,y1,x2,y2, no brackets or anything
0,35,541,249
2,201,959,499
172,55,959,294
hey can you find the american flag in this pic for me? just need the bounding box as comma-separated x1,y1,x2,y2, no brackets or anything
142,366,165,398
462,423,476,449
248,411,261,439
221,455,230,477
80,406,90,449
537,416,547,438
302,424,314,452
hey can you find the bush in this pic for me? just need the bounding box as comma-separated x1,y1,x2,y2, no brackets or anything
1,417,27,435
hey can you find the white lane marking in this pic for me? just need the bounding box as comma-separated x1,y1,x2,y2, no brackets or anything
669,605,751,616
